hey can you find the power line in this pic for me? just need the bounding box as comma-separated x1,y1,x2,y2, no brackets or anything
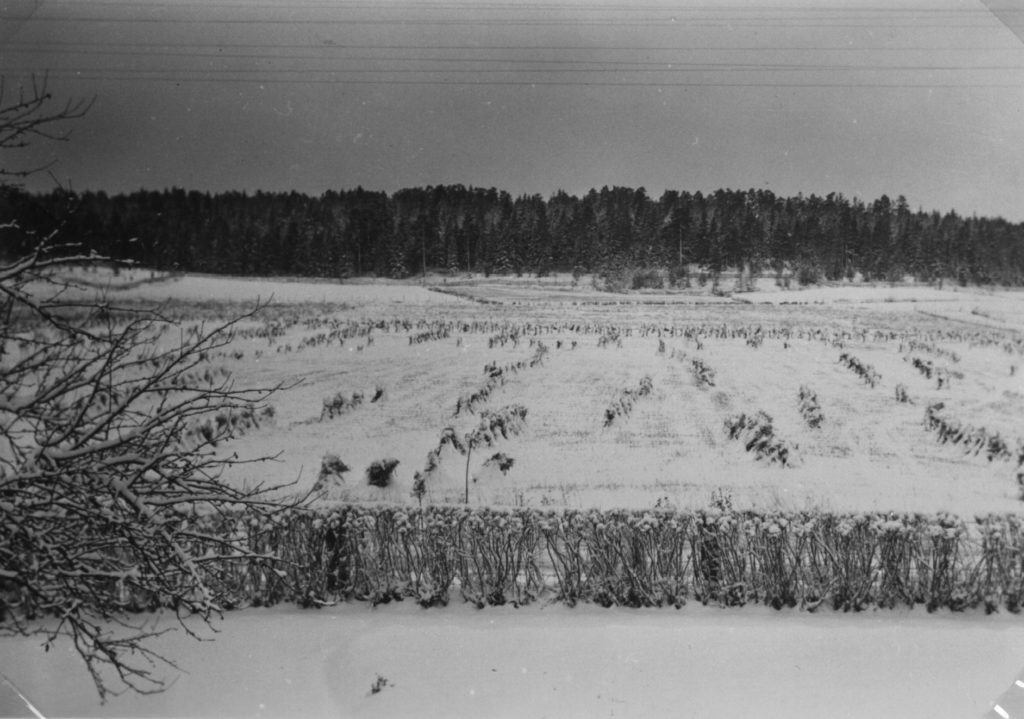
7,62,1021,73
5,46,1022,71
6,40,1020,52
18,15,1001,27
27,72,1024,87
27,0,1024,13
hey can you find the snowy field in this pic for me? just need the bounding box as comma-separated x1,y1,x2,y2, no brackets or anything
8,268,1024,717
4,603,1024,719
58,268,1023,516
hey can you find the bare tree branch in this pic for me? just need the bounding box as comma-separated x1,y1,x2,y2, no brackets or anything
0,74,93,181
0,76,307,702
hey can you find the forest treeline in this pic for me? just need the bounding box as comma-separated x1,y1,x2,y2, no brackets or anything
3,184,1023,287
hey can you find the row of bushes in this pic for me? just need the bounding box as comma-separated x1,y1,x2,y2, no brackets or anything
163,507,1024,614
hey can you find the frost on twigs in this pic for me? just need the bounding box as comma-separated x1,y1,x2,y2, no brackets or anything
0,238,308,701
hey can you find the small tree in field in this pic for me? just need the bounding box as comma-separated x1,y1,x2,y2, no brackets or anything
0,76,305,701
411,405,527,505
460,405,527,503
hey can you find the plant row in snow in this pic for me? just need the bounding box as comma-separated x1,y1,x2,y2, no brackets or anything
901,339,961,363
603,376,654,427
597,328,623,348
180,405,275,450
320,386,384,421
797,385,824,428
923,402,1019,465
454,343,548,416
100,507,1024,614
838,352,881,387
908,356,963,388
488,329,521,348
163,363,231,389
408,327,451,345
157,313,1023,355
723,411,797,466
664,348,716,388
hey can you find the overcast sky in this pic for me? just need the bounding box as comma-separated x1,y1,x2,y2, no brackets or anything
1,0,1023,219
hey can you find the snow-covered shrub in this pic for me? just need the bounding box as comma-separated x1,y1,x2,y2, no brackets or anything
152,504,1024,614
313,454,350,495
366,459,400,488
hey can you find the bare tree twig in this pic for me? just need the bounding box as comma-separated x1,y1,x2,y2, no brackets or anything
0,75,306,702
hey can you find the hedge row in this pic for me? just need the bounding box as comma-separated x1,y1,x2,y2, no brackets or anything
176,506,1024,614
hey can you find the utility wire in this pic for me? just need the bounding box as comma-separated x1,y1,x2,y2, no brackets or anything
6,40,1019,52
24,73,1023,87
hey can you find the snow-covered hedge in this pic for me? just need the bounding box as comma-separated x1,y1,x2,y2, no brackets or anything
147,506,1024,614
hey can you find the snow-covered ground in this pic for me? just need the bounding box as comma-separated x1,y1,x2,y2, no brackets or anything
28,267,463,309
9,270,1024,718
195,302,1024,515
3,602,1022,718
27,268,1020,513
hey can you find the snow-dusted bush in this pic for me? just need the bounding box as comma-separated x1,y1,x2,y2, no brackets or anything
176,505,1024,614
313,454,350,495
366,459,400,488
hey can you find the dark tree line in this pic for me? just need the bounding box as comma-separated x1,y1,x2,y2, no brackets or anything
3,184,1024,286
